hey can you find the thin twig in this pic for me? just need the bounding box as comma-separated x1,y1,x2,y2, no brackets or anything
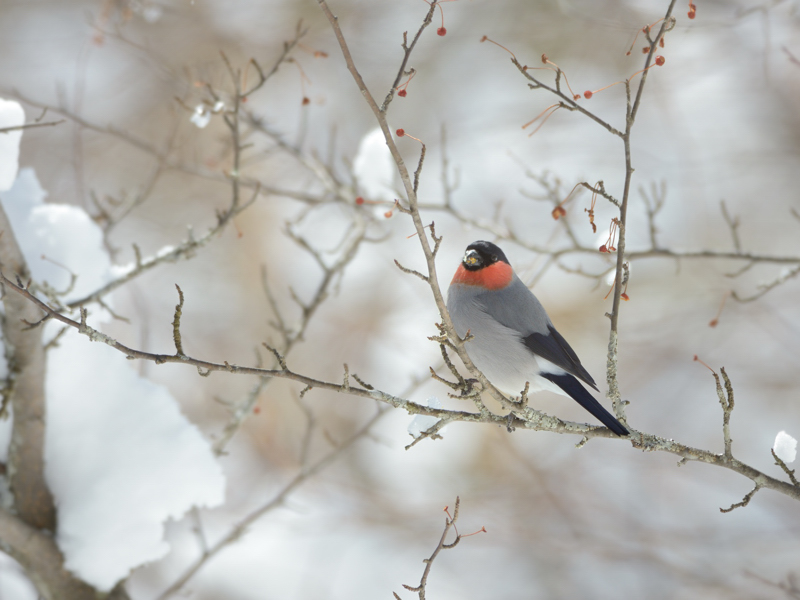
771,449,800,487
381,1,439,112
398,497,484,600
172,284,185,356
720,481,763,513
0,119,64,134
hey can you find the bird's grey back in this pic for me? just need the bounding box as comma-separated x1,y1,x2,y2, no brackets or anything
468,275,552,336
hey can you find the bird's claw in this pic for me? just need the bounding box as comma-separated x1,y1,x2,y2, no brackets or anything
460,378,480,397
506,412,516,433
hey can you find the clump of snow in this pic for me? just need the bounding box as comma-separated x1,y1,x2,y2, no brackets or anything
408,397,442,439
353,127,396,207
0,98,24,191
155,244,176,258
110,262,136,278
774,431,797,463
46,330,226,590
0,167,226,591
190,104,211,128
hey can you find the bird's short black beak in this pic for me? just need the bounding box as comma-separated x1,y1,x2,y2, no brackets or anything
463,249,480,267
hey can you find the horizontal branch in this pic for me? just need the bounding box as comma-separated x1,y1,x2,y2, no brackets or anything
627,248,800,264
0,270,626,441
417,203,800,268
3,271,800,507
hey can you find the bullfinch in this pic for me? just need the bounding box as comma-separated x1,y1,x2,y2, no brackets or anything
447,240,629,436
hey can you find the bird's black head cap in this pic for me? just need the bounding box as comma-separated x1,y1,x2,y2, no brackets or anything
462,240,510,271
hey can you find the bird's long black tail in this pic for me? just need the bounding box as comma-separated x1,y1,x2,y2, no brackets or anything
541,373,629,436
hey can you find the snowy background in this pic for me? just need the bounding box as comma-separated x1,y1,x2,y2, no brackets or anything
1,0,800,598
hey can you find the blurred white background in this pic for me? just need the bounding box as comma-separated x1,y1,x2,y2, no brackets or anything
1,0,800,597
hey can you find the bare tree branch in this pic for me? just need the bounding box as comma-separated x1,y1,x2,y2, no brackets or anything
0,204,55,531
0,506,118,600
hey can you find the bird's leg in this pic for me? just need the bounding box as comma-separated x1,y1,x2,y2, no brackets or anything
460,378,481,398
506,412,516,433
514,382,530,409
505,382,529,432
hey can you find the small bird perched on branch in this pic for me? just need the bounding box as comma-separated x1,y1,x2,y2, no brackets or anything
447,240,629,436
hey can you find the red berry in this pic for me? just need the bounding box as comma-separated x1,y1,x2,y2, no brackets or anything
642,47,649,54
551,206,566,219
398,89,407,97
396,128,405,137
621,293,630,301
437,27,446,36
688,10,696,19
355,197,365,205
384,210,393,218
655,55,665,66
583,90,593,99
599,244,607,253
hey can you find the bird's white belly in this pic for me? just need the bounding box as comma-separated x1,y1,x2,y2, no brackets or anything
459,315,566,398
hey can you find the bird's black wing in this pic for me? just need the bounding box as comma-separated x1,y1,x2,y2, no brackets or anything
523,325,598,390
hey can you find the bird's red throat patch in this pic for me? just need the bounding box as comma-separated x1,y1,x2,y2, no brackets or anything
451,262,513,290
